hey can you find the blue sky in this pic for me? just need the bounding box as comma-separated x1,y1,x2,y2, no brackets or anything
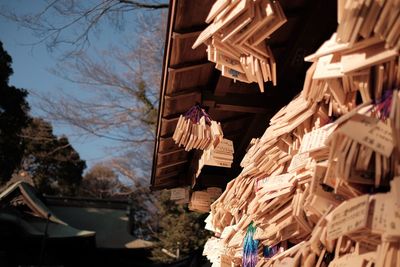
0,1,149,169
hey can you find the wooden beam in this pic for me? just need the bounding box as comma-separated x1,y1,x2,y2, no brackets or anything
168,62,213,73
160,116,180,137
195,173,231,189
157,159,188,170
203,91,271,114
158,148,186,156
167,63,213,94
151,173,180,190
155,160,187,181
157,149,188,167
159,136,180,153
163,90,201,116
214,76,232,96
213,104,269,114
172,30,202,39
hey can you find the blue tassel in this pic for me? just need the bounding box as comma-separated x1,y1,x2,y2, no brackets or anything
242,222,259,267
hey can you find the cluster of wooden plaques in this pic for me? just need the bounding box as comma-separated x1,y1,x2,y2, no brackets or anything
173,114,223,151
192,0,287,92
197,139,235,178
169,187,222,213
336,0,400,49
199,1,400,266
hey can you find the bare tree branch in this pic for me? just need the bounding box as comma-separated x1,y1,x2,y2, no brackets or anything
0,0,168,52
46,143,72,156
117,0,169,9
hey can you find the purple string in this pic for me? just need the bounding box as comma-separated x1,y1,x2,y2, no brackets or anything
370,90,393,120
184,104,212,125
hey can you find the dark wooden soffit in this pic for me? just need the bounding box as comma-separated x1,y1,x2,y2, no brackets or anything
151,0,337,190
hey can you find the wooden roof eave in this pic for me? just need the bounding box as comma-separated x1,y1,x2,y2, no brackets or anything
151,0,177,189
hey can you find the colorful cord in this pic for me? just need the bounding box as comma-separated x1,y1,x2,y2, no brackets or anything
243,222,259,267
184,104,212,125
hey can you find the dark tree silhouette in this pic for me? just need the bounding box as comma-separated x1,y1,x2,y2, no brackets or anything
0,41,31,182
20,118,86,195
1,42,85,194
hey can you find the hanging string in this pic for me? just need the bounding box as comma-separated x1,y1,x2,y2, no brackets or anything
242,222,259,267
371,89,393,120
184,104,212,125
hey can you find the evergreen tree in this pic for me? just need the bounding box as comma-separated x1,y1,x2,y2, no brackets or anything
20,118,86,195
0,42,85,195
151,191,211,263
0,41,30,183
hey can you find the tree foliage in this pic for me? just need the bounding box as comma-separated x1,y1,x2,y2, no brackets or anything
0,41,31,183
151,191,211,263
0,42,85,194
20,118,86,195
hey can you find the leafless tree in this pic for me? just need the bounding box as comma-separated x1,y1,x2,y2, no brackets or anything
0,0,168,53
80,161,142,198
40,13,165,177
